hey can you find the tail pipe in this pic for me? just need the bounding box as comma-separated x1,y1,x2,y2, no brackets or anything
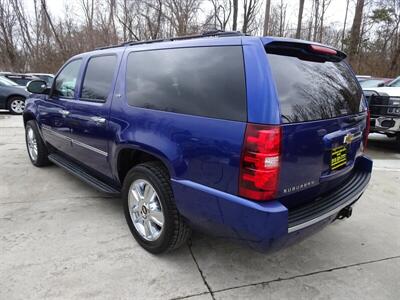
337,206,353,220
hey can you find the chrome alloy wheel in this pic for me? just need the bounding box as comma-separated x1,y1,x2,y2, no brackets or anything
26,127,38,162
128,179,165,241
10,99,25,114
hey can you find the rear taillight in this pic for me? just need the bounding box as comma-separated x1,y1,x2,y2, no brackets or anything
309,44,337,56
239,124,281,201
364,110,370,148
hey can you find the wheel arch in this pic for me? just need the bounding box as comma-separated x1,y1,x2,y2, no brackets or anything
23,111,37,126
115,146,173,185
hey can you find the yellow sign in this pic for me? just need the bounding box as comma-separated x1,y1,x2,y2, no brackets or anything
331,146,347,170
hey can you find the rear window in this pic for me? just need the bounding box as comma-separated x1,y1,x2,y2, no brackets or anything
267,53,363,123
126,46,246,121
6,76,31,86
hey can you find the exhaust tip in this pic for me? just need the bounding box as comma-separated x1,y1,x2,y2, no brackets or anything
337,206,353,220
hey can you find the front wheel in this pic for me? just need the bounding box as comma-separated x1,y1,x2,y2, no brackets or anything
8,97,26,114
25,120,50,167
123,162,191,253
396,134,400,152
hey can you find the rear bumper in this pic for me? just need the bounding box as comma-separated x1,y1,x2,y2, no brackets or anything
172,156,372,251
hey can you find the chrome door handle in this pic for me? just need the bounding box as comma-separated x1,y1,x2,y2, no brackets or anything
91,116,106,124
59,109,70,116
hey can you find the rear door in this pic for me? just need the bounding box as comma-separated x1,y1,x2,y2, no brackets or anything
265,42,368,207
66,54,119,177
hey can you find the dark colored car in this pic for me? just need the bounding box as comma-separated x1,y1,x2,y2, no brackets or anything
0,76,31,114
1,73,39,86
23,32,372,253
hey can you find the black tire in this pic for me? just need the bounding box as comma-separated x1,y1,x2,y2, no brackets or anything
25,120,50,167
123,162,191,253
8,96,26,115
396,134,400,152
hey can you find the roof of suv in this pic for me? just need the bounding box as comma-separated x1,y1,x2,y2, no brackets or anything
66,31,346,78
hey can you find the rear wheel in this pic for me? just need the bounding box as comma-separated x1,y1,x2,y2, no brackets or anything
123,162,191,253
25,120,50,167
8,96,26,114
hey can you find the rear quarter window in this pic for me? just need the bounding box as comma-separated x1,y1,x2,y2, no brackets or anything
125,46,247,121
267,53,363,123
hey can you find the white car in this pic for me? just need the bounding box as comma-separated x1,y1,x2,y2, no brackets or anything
364,78,400,148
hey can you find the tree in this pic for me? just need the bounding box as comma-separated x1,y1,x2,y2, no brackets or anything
164,0,200,36
295,0,305,39
210,0,232,30
263,0,271,36
341,0,350,50
318,0,331,43
232,0,238,30
313,0,320,41
242,0,260,34
348,0,365,65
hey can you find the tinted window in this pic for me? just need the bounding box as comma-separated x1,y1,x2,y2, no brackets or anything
126,46,246,121
53,59,82,98
5,76,32,86
81,55,117,101
267,54,363,123
38,75,54,85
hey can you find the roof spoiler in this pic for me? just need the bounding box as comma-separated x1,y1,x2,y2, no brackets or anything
265,41,346,62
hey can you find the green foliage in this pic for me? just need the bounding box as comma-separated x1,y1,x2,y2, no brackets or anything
370,8,394,23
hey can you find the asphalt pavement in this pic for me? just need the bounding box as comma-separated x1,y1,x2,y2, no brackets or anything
0,112,399,299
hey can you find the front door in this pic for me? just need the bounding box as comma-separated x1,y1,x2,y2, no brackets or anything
66,54,118,177
39,59,83,154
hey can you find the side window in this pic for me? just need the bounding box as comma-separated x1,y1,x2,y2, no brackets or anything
125,46,247,121
81,55,117,102
53,59,82,98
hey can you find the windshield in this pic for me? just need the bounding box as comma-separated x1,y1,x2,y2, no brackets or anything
388,77,400,87
0,76,18,86
360,79,384,88
267,54,363,123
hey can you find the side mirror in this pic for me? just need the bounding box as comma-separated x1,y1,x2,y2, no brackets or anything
27,80,49,94
377,82,385,87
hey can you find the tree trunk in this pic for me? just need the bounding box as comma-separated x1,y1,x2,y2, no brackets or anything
313,0,319,41
318,0,326,43
295,0,305,39
232,0,238,31
341,0,349,50
263,0,271,36
348,0,365,65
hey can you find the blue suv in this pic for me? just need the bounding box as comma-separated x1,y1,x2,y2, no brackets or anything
23,32,372,253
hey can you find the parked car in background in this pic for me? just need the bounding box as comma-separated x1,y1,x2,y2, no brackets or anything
387,76,400,87
25,73,54,86
356,75,372,82
0,76,31,114
364,76,400,149
0,73,39,86
23,32,372,253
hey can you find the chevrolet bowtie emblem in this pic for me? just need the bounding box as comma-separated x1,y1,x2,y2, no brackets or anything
343,133,354,145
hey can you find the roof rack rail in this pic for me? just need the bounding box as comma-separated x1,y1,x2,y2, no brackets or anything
96,30,244,50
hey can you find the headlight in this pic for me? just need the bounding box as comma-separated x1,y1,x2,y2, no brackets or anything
389,97,400,106
388,97,400,114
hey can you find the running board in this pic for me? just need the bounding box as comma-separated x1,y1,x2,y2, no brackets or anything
48,154,120,196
